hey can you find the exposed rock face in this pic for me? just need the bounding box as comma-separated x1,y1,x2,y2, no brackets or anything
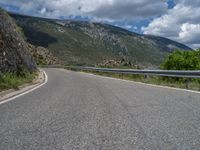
0,9,36,74
28,44,62,65
98,59,133,68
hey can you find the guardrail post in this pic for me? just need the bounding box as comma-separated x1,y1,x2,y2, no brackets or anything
144,75,149,82
185,78,191,89
119,73,124,79
198,80,200,91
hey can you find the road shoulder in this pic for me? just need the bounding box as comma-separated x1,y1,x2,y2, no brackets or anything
76,70,200,94
0,69,47,104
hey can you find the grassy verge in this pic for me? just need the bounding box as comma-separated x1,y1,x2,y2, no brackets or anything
81,70,200,91
0,71,37,92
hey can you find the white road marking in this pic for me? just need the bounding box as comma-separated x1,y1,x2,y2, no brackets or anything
79,71,200,94
0,70,48,105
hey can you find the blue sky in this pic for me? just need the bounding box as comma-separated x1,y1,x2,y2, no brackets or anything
0,0,200,49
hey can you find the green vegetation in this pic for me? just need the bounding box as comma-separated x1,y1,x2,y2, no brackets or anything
159,49,200,89
15,26,23,34
161,49,200,70
69,50,200,91
78,70,200,91
0,70,37,92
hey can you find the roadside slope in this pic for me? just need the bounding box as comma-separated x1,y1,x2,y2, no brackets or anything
0,9,36,74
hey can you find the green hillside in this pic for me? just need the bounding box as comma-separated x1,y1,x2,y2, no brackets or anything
10,13,192,68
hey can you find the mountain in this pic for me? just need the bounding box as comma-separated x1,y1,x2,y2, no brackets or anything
0,9,36,74
10,13,192,68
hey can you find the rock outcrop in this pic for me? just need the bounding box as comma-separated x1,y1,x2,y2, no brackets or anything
28,44,62,65
0,8,36,74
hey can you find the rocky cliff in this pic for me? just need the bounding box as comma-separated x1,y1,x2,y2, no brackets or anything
28,44,62,65
0,9,36,74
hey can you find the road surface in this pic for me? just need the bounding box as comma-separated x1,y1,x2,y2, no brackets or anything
0,68,200,150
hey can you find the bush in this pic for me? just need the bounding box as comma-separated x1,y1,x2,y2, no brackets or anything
0,70,36,91
161,49,200,70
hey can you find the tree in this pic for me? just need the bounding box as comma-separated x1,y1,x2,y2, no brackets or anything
161,50,200,70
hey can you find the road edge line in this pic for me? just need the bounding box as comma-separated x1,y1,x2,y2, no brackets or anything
0,69,48,105
78,71,200,94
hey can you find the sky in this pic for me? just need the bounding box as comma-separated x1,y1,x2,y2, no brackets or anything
0,0,199,49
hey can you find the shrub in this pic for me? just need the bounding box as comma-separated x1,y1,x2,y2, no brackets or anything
0,70,36,91
161,50,200,70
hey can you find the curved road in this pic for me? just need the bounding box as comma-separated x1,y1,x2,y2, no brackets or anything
0,68,200,150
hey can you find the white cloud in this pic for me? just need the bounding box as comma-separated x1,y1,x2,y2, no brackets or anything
142,1,200,49
179,23,200,44
0,0,168,20
40,8,46,15
1,0,199,49
87,0,167,21
124,25,132,29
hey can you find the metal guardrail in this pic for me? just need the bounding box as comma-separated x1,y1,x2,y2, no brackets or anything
42,65,200,78
43,65,200,89
66,66,200,78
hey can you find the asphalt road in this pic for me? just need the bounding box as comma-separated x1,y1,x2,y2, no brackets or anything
0,68,200,150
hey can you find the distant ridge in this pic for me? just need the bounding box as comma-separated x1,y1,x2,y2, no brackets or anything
10,13,192,68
